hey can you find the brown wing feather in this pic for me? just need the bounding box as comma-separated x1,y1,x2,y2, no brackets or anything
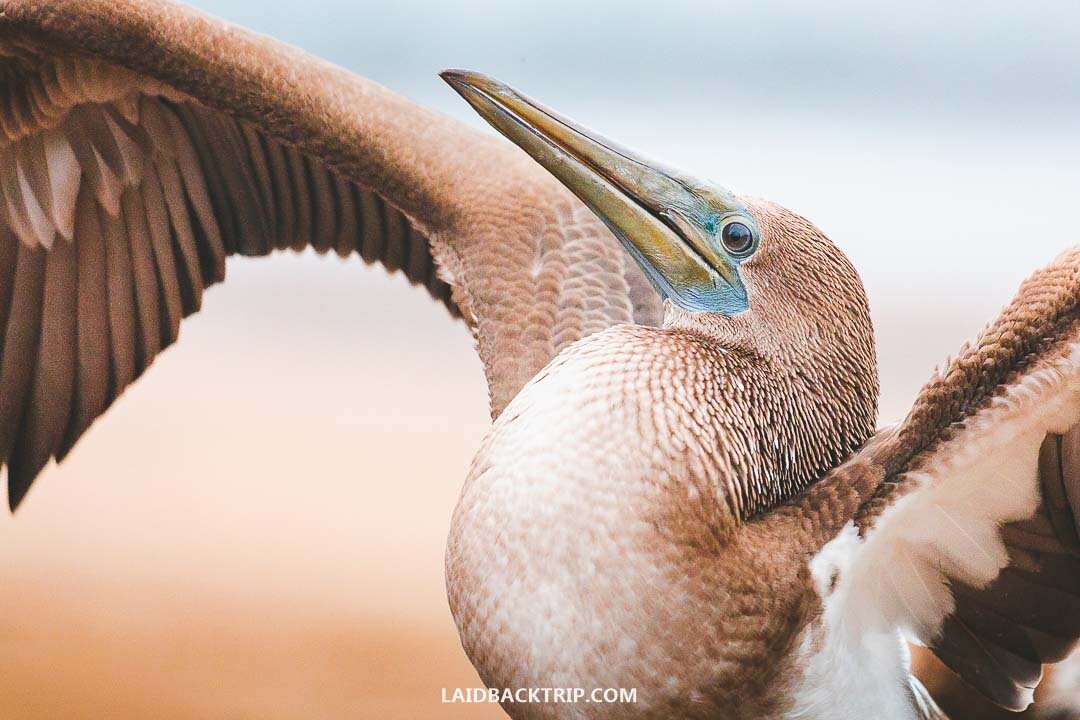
0,88,462,509
0,0,662,508
0,244,45,462
140,165,183,343
927,428,1080,707
61,189,110,459
9,228,77,500
124,189,162,367
783,247,1080,712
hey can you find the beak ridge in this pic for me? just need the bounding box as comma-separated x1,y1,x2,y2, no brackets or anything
441,70,751,315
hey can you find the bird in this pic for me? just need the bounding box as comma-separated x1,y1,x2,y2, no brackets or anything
0,1,1078,718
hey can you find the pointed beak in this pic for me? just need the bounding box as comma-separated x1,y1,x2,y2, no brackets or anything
441,69,753,314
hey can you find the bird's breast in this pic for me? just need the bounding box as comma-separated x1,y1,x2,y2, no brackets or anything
445,325,814,719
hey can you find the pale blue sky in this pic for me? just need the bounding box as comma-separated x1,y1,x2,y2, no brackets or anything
179,0,1080,297
187,0,1080,130
178,0,1080,411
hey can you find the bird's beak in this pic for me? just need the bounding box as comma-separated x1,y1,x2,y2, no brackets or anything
441,70,752,314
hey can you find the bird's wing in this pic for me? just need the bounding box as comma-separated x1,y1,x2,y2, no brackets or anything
0,0,660,508
795,246,1080,711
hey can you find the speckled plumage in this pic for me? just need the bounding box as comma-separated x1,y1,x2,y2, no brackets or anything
2,2,1080,719
786,248,1080,715
0,0,660,506
446,195,878,719
442,79,1080,719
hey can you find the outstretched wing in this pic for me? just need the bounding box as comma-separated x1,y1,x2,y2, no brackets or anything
795,246,1080,711
0,0,661,508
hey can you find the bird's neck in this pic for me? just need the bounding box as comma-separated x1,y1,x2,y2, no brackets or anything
447,322,879,716
664,313,878,521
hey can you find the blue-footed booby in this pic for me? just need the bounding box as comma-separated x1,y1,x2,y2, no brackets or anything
0,1,1078,718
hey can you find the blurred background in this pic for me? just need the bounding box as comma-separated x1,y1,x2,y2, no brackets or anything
0,0,1078,718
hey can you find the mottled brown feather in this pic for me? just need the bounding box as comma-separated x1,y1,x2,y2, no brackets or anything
61,189,110,459
924,428,1080,707
9,227,77,496
307,154,336,255
0,229,18,357
0,0,659,509
284,144,312,252
139,166,183,343
331,172,357,260
123,189,161,370
102,204,138,397
239,122,276,254
931,614,1043,710
783,247,1080,711
0,244,45,503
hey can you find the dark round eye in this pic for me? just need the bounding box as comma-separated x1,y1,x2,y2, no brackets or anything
720,221,756,257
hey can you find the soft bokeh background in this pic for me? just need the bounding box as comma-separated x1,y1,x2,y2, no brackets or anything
1,0,1078,718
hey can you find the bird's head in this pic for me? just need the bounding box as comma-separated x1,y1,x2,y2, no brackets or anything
443,70,878,477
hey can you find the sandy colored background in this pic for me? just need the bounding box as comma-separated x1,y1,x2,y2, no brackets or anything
1,0,1078,718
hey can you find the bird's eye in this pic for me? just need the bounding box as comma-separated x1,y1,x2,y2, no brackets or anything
720,220,756,257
